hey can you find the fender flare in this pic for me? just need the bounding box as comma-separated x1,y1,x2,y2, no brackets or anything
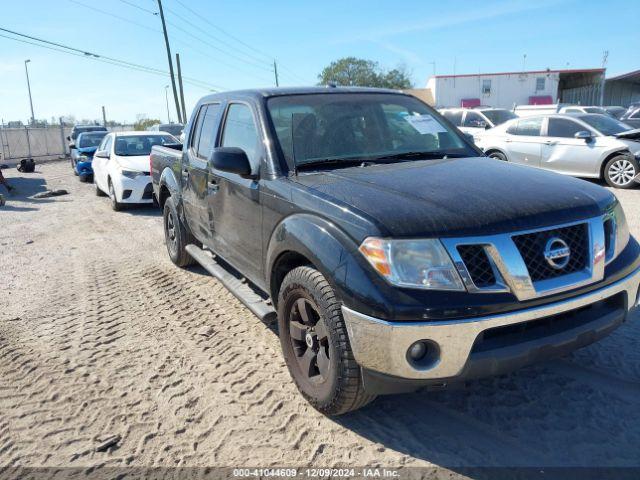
265,213,393,318
158,167,181,209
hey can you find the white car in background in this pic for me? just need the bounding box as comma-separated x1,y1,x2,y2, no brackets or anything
474,113,640,189
93,131,178,211
439,107,518,135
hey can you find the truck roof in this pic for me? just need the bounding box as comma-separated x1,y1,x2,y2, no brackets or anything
199,86,404,103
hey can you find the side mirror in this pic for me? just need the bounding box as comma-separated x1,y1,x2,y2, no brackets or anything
574,130,593,141
95,151,109,159
484,122,491,130
66,136,71,141
69,143,76,149
209,147,254,178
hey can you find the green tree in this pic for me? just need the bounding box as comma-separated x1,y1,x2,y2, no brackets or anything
133,117,160,131
318,57,413,89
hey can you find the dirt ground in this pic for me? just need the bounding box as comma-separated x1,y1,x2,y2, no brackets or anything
1,160,640,474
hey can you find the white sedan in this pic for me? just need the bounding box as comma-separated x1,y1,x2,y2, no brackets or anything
93,131,177,211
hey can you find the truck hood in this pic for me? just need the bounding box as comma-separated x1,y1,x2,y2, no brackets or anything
294,157,615,238
615,128,640,140
114,155,150,172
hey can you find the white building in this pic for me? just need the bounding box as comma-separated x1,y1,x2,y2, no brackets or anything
426,68,606,109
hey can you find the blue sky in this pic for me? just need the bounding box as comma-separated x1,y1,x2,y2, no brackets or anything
1,0,638,124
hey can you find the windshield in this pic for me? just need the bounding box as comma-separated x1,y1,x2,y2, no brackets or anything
114,134,177,156
78,132,107,148
481,109,517,126
583,107,608,115
267,93,475,168
578,114,633,136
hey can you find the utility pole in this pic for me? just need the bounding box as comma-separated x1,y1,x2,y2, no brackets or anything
102,106,107,127
157,0,182,124
24,59,35,126
164,86,171,123
176,53,187,123
273,60,279,87
599,50,609,106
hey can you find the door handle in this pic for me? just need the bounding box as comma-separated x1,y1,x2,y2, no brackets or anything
544,140,557,145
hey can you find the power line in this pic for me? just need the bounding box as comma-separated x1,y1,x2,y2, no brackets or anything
68,0,160,34
116,0,158,16
0,27,225,91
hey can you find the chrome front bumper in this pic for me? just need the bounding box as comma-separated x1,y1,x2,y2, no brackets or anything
342,266,640,380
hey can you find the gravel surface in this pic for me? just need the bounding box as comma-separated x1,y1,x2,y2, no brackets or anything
1,161,640,472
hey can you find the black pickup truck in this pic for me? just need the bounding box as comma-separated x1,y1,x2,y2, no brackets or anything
151,87,640,415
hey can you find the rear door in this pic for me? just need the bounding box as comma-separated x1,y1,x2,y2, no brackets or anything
541,117,603,176
182,103,222,243
504,117,543,168
208,102,263,283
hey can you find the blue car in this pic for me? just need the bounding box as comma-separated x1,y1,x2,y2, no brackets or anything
70,131,107,181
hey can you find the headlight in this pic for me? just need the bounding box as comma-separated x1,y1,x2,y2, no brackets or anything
612,201,630,259
359,237,465,291
77,155,90,162
120,169,143,179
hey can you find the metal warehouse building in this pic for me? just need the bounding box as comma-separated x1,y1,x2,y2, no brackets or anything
604,70,640,107
426,68,607,109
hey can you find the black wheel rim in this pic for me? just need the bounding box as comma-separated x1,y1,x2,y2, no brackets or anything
288,297,331,385
166,209,178,255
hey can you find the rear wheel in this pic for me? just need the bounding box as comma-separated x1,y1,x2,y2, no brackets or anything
604,155,638,189
488,151,507,161
163,196,196,267
278,266,375,415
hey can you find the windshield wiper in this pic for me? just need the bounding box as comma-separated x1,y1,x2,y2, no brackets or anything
296,158,376,170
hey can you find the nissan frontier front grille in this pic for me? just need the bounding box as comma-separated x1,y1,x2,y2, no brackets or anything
457,245,496,288
512,223,588,281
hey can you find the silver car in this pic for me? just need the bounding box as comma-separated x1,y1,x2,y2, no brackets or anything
474,113,640,189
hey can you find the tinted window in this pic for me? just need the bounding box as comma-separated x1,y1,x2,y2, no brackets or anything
481,109,517,126
547,118,583,138
508,117,542,136
221,104,260,170
102,136,113,153
630,109,640,119
196,104,221,159
190,105,206,151
267,93,474,168
114,135,176,156
463,111,485,127
442,111,463,126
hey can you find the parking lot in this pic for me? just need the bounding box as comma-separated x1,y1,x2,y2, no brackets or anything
2,160,640,473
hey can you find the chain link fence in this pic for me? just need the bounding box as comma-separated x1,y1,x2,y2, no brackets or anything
0,124,135,163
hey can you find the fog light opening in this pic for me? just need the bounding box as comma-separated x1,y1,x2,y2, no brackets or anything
406,340,440,369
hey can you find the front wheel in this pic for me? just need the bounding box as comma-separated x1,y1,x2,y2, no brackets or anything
278,266,375,415
163,196,196,267
604,155,638,189
108,179,123,211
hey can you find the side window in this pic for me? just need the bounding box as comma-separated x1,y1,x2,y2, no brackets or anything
221,104,260,172
482,79,491,95
536,77,545,91
98,135,108,151
463,111,485,127
443,111,463,126
103,136,113,153
509,118,542,136
630,109,640,119
190,105,207,152
547,118,583,138
196,103,221,159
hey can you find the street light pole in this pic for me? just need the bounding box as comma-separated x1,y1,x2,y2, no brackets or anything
24,59,35,126
164,86,171,124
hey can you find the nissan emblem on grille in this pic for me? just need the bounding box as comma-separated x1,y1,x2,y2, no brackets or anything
544,237,571,270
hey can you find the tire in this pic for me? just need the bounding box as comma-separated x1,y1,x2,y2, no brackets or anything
72,159,79,176
163,196,196,267
604,154,639,189
277,266,376,415
488,151,507,161
95,183,106,197
108,179,123,211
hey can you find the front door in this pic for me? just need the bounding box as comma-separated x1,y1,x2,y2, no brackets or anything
93,134,113,193
541,117,603,176
209,102,263,284
183,103,222,243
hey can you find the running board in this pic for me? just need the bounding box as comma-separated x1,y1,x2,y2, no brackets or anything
185,244,276,322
